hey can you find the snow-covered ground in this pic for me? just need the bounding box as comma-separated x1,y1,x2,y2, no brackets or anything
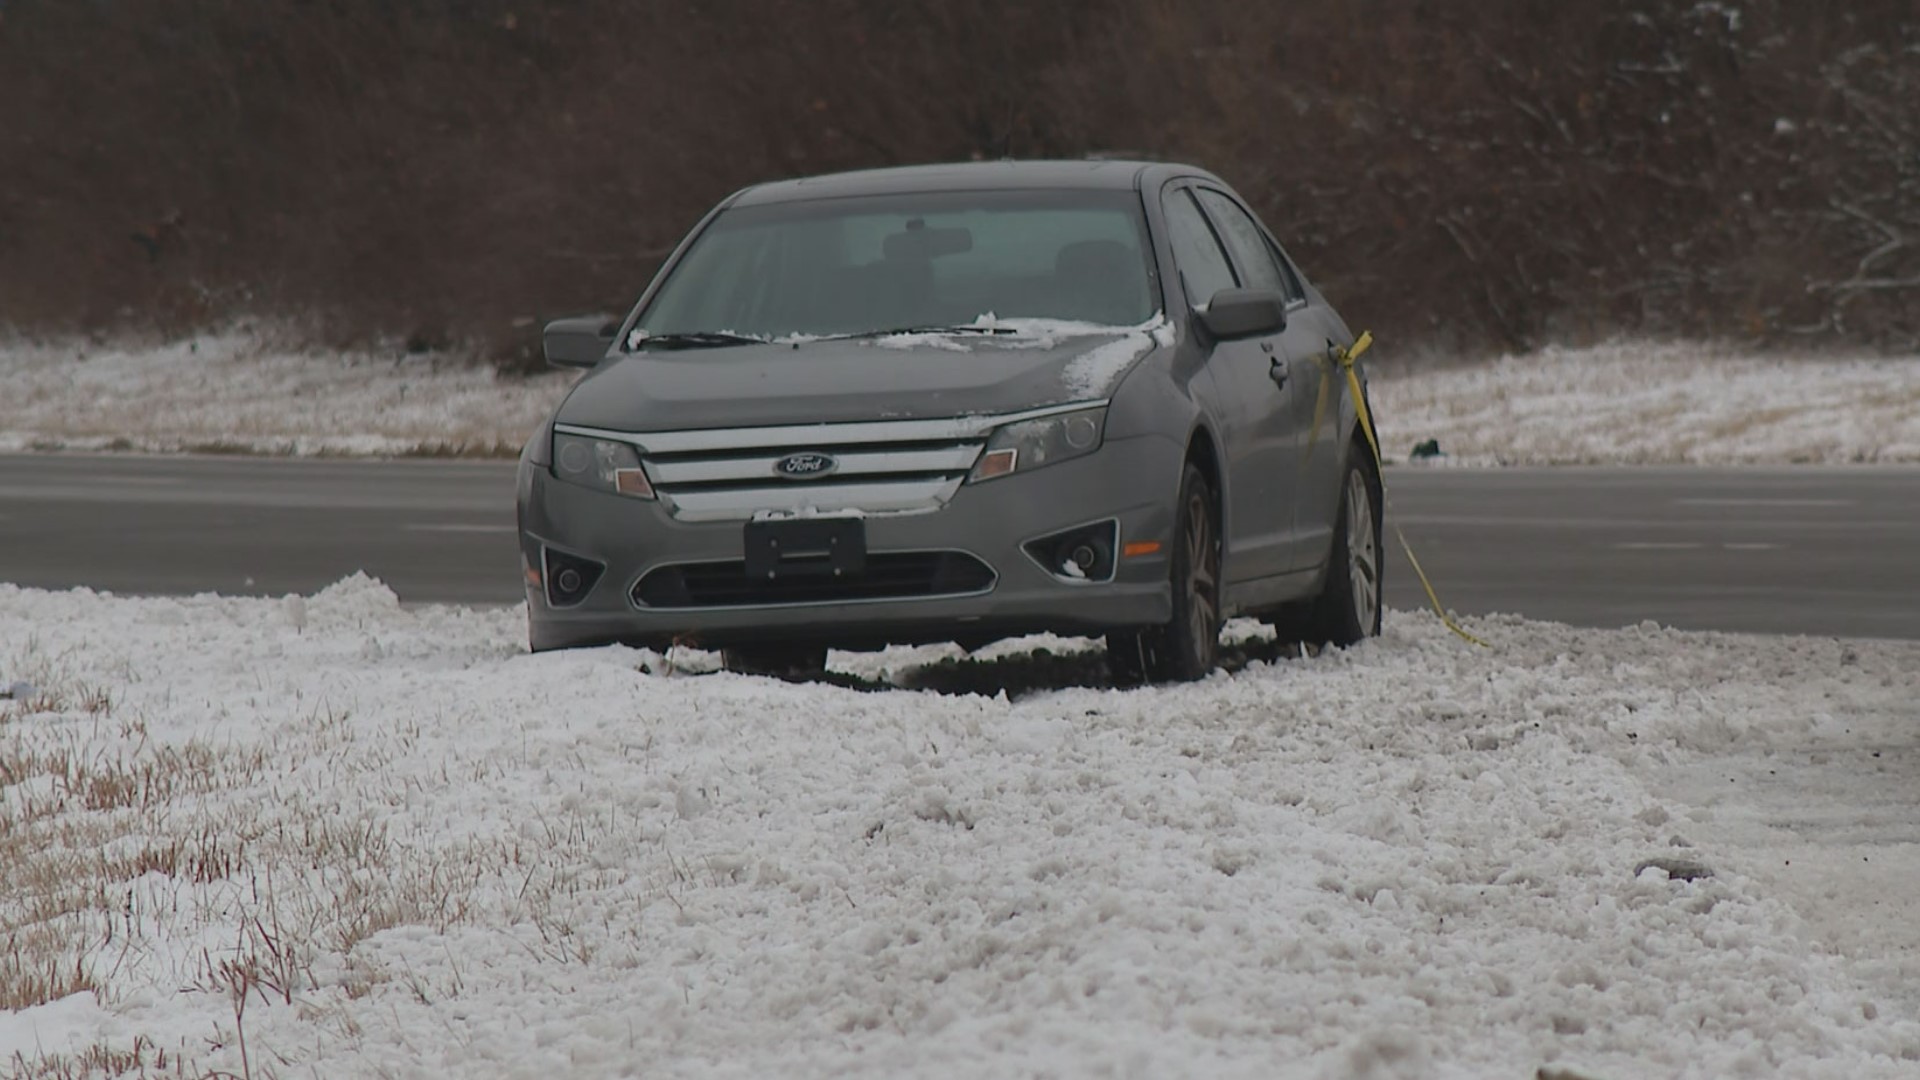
2,332,1916,465
1369,341,1920,466
2,580,1916,1078
0,331,575,457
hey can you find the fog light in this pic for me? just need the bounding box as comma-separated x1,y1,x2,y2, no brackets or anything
543,549,604,607
1068,544,1098,573
1023,520,1119,583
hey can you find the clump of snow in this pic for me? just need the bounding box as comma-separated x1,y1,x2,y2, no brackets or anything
1061,318,1166,399
964,312,1166,351
0,329,577,457
868,332,974,352
861,314,1168,396
2,581,1916,1077
1370,341,1920,465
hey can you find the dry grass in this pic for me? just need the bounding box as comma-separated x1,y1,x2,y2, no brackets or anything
0,611,719,1078
0,947,101,1013
7,1036,188,1080
0,648,546,1077
172,438,523,460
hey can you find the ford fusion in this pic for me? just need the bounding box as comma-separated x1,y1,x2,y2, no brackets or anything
517,160,1383,682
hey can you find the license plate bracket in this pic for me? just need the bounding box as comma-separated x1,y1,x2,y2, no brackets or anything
743,518,867,580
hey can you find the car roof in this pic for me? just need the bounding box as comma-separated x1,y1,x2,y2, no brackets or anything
728,159,1221,206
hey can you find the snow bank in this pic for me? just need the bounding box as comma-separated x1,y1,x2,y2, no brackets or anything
1371,341,1920,465
2,581,1915,1077
5,332,1915,466
0,330,576,457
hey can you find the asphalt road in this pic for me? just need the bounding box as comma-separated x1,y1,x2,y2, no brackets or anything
2,454,1916,640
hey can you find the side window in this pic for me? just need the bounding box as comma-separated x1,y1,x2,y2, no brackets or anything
1271,246,1307,303
1196,189,1298,302
1161,189,1238,308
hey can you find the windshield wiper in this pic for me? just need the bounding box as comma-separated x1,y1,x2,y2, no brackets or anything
821,324,1018,342
630,331,770,350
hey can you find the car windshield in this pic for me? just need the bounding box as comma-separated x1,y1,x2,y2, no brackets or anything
631,189,1158,345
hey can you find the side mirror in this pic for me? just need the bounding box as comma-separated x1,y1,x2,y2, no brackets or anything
1198,288,1288,340
542,315,620,368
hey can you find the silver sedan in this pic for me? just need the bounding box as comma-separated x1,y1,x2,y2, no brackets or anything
517,159,1382,681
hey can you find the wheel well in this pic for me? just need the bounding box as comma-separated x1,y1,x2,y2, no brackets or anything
1349,426,1384,507
1184,428,1222,496
1348,426,1373,469
1183,428,1226,548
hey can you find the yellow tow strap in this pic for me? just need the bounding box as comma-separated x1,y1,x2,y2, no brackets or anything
1339,332,1489,648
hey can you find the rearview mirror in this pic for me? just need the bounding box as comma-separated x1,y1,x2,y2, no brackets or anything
1198,288,1288,340
543,315,619,368
882,224,973,261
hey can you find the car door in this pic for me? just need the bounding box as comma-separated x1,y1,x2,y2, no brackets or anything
1161,184,1300,585
1192,188,1341,572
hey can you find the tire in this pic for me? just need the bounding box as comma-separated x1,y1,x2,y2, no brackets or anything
1106,463,1222,684
722,643,829,679
1304,448,1384,647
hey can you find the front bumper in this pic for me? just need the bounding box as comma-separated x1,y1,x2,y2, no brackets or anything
517,434,1182,651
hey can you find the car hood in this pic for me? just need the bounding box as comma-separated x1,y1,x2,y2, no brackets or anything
555,319,1171,432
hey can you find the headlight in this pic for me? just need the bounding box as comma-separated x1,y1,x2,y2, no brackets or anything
968,407,1107,483
551,433,655,498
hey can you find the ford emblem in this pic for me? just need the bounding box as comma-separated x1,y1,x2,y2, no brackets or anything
774,452,838,479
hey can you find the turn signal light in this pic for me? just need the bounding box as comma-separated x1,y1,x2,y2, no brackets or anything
973,448,1017,481
614,467,653,498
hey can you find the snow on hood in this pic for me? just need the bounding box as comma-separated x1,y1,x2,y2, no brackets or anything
560,315,1172,432
865,314,1172,400
1061,315,1175,399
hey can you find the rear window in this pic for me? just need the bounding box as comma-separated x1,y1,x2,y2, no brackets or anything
636,189,1158,340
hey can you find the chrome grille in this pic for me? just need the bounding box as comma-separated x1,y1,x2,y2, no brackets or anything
553,404,1100,523
645,437,981,521
645,444,980,486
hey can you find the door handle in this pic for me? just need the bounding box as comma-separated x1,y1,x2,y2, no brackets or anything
1268,357,1288,389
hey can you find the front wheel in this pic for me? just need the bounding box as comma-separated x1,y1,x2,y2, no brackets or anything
1304,449,1384,647
1107,462,1222,684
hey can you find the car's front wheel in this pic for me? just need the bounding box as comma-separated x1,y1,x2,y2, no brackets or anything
1303,448,1384,647
1107,462,1222,684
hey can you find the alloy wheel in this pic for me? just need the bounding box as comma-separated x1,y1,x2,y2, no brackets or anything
1185,487,1220,654
1345,468,1379,632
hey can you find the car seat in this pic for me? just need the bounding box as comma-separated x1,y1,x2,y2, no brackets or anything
1053,240,1146,326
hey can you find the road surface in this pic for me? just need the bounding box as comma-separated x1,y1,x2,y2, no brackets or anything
2,454,1916,640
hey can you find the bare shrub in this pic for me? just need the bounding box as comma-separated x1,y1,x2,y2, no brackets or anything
0,0,1914,357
